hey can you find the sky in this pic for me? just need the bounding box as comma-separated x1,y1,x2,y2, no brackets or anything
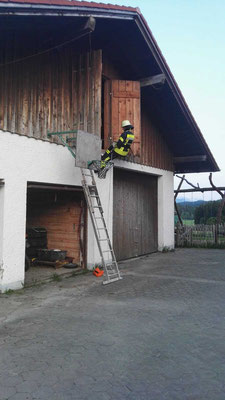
96,0,225,201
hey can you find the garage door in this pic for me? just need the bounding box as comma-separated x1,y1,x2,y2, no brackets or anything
113,169,158,260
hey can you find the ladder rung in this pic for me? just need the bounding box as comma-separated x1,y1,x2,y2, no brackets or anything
81,168,121,285
105,268,115,271
103,276,123,285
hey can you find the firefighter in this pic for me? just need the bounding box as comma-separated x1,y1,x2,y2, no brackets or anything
101,120,134,168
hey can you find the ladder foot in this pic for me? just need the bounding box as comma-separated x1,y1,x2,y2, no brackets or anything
81,167,122,286
103,276,123,285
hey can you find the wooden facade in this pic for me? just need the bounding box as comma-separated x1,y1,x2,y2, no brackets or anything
141,105,174,171
103,79,141,159
27,189,85,263
102,57,173,171
113,169,158,260
0,32,173,171
0,47,102,140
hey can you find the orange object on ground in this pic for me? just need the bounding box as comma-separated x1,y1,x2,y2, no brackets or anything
93,267,104,277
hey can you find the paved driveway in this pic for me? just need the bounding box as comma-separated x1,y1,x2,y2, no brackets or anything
1,249,225,400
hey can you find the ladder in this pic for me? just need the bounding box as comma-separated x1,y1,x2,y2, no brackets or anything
81,168,122,285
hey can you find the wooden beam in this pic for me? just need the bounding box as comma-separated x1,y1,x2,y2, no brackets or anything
27,183,82,191
174,175,185,200
209,172,224,198
174,201,183,226
174,155,207,163
140,73,165,88
174,175,185,225
174,187,225,194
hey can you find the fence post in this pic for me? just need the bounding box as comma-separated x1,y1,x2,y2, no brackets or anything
215,224,218,245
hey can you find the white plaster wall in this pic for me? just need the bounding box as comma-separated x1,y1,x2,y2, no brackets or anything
157,171,175,251
0,186,4,285
0,131,112,291
113,159,175,251
86,168,113,269
0,179,27,291
0,131,174,291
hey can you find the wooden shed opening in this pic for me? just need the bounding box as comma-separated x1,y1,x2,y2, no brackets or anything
26,186,86,271
103,79,141,160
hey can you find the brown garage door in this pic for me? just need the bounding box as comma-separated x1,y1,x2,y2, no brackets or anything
113,169,158,260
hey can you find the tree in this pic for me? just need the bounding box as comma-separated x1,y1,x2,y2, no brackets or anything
175,174,225,225
194,200,225,224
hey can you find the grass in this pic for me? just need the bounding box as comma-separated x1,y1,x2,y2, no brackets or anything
71,268,89,277
51,273,62,282
162,247,175,253
176,222,225,249
183,219,195,226
177,242,225,249
3,289,16,295
1,288,25,296
0,268,89,295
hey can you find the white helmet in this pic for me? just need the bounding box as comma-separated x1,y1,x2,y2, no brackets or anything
121,120,133,128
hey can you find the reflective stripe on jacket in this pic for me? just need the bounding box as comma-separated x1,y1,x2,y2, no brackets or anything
114,131,134,156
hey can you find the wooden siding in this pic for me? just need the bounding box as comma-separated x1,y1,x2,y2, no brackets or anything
0,47,102,139
104,79,141,158
102,55,122,80
113,168,158,260
141,106,174,171
27,190,84,263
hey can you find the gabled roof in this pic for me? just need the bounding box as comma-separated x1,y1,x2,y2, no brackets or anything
0,0,137,11
0,0,219,173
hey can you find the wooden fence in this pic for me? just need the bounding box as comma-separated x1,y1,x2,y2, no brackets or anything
175,224,225,248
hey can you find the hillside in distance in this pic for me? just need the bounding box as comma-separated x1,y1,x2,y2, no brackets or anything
176,199,205,205
176,200,206,221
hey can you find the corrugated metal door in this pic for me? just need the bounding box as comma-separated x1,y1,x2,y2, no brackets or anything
113,169,158,260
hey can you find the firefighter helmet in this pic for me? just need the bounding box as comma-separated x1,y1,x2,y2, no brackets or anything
121,120,132,128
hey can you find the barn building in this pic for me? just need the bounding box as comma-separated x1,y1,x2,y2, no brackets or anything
0,0,219,291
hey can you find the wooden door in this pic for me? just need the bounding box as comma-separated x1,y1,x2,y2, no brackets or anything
104,79,141,159
113,169,158,260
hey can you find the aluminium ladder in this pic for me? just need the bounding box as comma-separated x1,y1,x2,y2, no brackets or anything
81,168,122,285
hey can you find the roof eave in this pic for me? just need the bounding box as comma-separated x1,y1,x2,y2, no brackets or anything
174,164,220,174
0,1,138,19
134,13,219,172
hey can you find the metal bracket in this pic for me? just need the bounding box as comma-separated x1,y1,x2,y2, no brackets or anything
88,160,114,179
47,130,78,158
47,130,102,169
